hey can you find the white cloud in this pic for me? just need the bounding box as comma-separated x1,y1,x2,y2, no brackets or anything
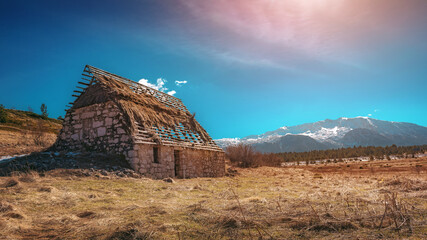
175,80,188,87
138,78,158,90
138,78,169,91
368,114,372,117
156,78,167,91
139,78,181,96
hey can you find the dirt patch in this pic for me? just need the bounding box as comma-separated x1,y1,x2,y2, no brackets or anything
17,173,38,183
162,177,175,183
38,186,53,192
217,216,242,229
382,177,427,191
1,178,18,188
0,219,5,230
304,158,427,175
0,201,14,213
3,212,24,219
290,218,357,232
309,221,358,232
226,167,239,177
76,211,96,218
105,228,155,240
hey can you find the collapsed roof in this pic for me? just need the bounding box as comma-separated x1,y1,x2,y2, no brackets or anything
67,65,222,151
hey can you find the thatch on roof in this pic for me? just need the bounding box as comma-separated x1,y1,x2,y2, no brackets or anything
72,76,212,142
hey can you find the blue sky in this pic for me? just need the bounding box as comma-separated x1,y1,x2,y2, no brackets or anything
1,0,427,139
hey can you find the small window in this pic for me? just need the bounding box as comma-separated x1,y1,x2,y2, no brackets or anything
153,146,160,163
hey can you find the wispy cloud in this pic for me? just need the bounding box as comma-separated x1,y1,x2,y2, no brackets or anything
175,80,188,87
366,109,380,118
175,0,425,72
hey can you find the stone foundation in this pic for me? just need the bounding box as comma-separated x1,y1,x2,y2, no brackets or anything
129,144,225,179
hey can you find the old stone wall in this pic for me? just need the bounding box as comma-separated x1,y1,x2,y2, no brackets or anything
55,101,133,155
128,144,225,179
127,144,174,179
179,149,225,178
56,101,225,179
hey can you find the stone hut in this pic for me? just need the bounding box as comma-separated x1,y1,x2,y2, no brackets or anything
55,65,225,179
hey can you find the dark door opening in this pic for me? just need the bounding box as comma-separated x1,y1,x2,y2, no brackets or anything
153,146,160,163
174,150,181,178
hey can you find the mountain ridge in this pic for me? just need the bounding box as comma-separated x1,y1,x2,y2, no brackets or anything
215,117,427,153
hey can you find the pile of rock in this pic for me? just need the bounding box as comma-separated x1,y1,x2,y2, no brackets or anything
0,151,141,178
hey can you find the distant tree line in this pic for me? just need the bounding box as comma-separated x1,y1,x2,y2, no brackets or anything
276,145,427,163
226,144,427,168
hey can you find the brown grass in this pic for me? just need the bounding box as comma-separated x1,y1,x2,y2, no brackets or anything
0,129,57,156
0,157,426,239
0,108,61,157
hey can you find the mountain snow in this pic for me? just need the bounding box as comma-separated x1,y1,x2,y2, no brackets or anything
214,117,427,149
300,126,352,141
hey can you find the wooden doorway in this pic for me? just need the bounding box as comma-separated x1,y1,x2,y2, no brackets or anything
174,150,181,178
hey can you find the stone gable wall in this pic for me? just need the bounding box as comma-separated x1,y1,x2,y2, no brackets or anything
55,101,133,155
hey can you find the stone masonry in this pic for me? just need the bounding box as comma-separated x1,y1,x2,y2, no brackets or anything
56,100,225,179
128,144,225,179
56,65,225,179
56,101,133,155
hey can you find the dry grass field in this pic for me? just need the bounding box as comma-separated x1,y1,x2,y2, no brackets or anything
0,108,61,157
0,157,426,239
0,129,58,156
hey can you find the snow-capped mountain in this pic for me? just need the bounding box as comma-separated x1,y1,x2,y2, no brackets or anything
215,117,427,153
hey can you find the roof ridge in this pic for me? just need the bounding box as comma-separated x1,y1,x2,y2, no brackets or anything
82,65,189,113
86,65,183,101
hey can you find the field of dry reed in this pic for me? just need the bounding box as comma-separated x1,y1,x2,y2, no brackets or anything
0,157,426,239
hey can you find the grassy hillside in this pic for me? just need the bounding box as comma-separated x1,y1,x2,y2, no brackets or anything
0,108,62,133
0,107,62,156
0,158,426,239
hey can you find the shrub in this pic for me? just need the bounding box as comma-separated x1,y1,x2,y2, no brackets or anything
225,144,281,168
32,120,49,146
226,144,257,168
258,153,282,167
